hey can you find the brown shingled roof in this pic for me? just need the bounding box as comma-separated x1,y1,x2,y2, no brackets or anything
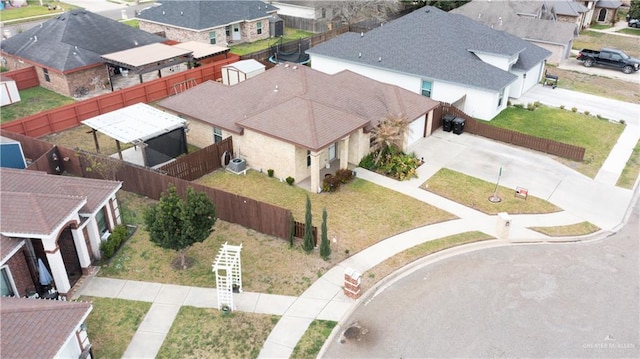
0,168,121,236
158,63,439,151
0,234,24,264
0,297,92,359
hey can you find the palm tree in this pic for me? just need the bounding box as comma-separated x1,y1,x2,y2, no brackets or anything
369,114,409,165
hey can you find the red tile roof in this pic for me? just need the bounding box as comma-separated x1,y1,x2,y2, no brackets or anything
0,297,92,359
159,63,439,151
0,168,121,236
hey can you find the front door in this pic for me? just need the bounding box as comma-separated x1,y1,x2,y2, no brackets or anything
328,143,337,161
232,23,241,41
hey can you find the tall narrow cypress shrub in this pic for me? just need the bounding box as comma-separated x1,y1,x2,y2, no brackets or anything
289,215,295,247
302,195,314,252
320,207,331,260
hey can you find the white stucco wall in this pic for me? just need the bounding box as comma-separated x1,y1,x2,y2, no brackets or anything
473,52,517,71
407,114,426,147
508,62,545,99
55,331,83,359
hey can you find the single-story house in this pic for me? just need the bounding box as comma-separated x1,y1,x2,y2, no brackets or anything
307,6,551,121
0,297,93,359
451,0,579,65
593,0,622,24
0,10,168,97
136,0,278,45
0,168,122,297
158,63,439,192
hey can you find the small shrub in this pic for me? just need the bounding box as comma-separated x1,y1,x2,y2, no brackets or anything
358,152,377,170
584,111,590,116
267,169,274,177
620,119,626,125
513,103,524,109
560,105,565,110
286,176,295,185
100,225,129,259
335,168,354,184
322,175,341,192
100,239,117,259
0,66,8,73
507,100,512,106
526,103,536,111
534,101,541,108
571,107,577,112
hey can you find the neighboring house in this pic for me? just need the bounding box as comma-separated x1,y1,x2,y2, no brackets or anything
0,168,122,297
307,6,551,121
0,10,167,97
593,0,622,24
137,0,278,45
554,0,594,29
158,63,439,192
1,297,93,359
271,0,342,32
451,0,579,65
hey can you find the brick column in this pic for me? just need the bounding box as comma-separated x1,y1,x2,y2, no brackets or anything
344,267,362,300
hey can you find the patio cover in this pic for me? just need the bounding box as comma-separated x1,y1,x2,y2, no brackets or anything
172,41,229,60
82,103,186,145
101,43,193,73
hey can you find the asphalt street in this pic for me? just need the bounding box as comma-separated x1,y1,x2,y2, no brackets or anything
322,193,639,358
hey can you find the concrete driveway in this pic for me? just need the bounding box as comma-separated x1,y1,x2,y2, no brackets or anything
321,195,639,358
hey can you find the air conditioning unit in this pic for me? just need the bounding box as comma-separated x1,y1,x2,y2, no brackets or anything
101,231,111,241
227,158,246,173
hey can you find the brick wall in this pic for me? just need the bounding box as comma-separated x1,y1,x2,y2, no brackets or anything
6,247,34,297
139,21,218,44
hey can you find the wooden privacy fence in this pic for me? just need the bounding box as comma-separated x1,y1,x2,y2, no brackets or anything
293,221,318,247
440,103,586,161
1,55,240,138
159,137,233,180
2,67,39,90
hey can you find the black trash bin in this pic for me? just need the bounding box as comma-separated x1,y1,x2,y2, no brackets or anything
452,117,465,135
442,114,455,132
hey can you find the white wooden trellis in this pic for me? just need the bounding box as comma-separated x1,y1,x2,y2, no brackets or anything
212,242,242,311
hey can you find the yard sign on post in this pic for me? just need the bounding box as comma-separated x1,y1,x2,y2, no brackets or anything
212,242,243,312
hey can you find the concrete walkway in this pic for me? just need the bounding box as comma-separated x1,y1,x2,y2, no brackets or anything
75,89,638,356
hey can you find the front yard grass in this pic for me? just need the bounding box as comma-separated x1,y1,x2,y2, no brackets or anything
573,31,640,58
617,27,640,36
361,231,494,293
0,1,77,22
529,221,600,237
229,28,314,55
422,168,562,214
489,105,625,178
617,139,640,189
156,306,278,359
0,87,75,124
291,320,338,359
79,296,151,359
546,65,640,104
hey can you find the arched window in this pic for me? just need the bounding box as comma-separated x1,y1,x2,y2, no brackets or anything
598,8,607,22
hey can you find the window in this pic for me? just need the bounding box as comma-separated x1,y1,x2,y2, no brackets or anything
257,21,263,35
96,208,108,235
213,127,223,143
307,150,311,167
43,68,50,82
1,266,16,297
209,31,216,45
421,81,432,97
498,88,505,108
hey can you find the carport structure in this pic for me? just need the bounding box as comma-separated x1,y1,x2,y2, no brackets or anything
101,43,194,91
82,103,188,167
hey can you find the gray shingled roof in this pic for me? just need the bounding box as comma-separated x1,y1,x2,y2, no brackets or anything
451,1,577,46
596,0,622,9
308,6,550,92
0,10,166,73
158,63,439,151
1,297,92,359
137,0,277,31
552,0,588,16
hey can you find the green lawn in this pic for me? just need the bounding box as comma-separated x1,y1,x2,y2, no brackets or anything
121,19,139,28
156,306,278,359
80,297,151,359
617,139,640,189
291,320,338,359
573,31,640,58
489,106,625,178
229,28,314,56
0,1,77,22
0,87,75,124
617,27,640,35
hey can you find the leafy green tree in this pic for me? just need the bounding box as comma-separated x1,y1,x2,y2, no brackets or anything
302,195,314,253
630,0,640,20
319,208,331,260
144,185,217,269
